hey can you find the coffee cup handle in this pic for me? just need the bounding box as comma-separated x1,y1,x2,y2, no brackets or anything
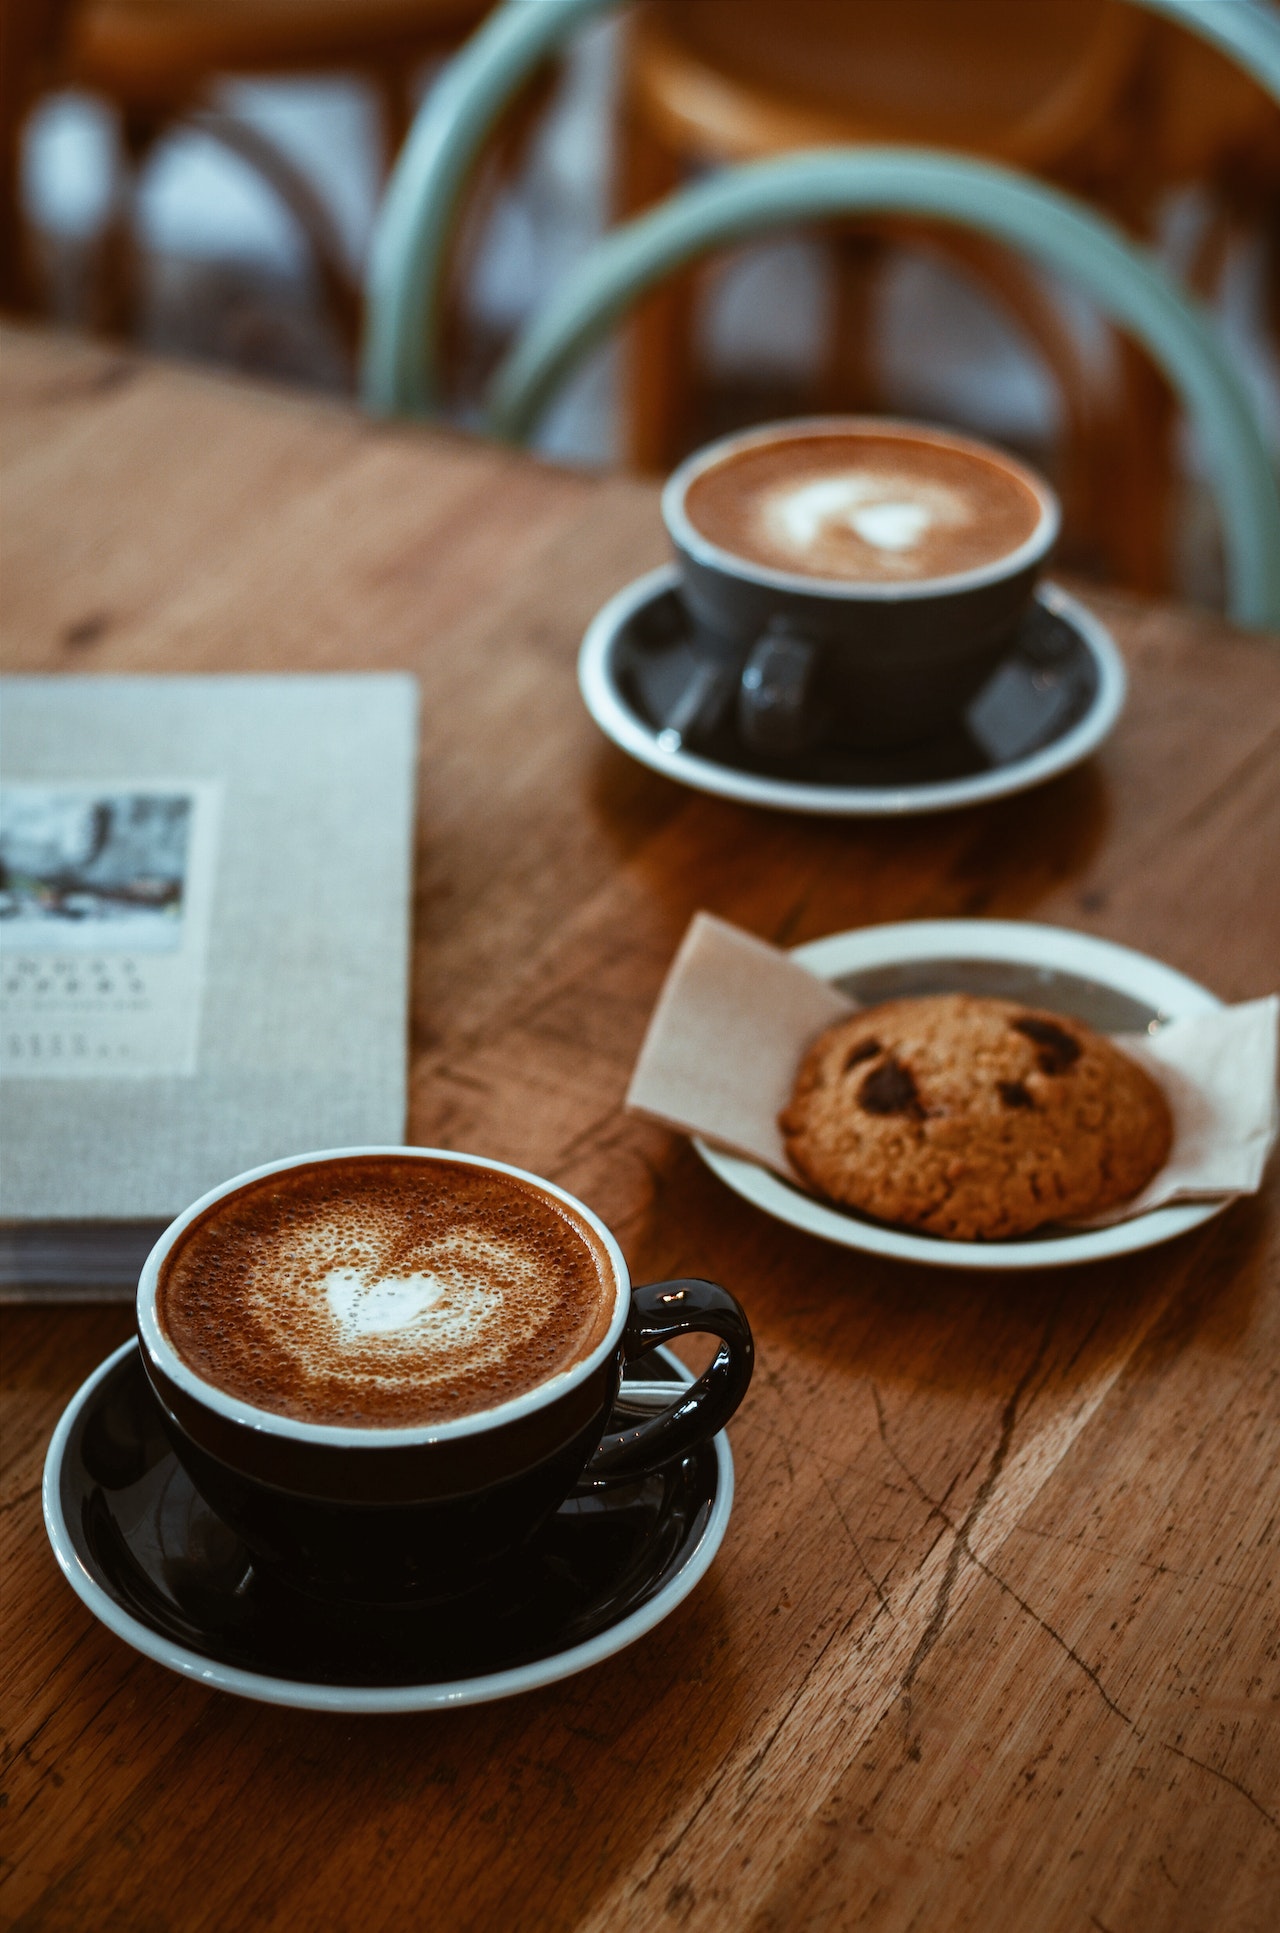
584,1278,754,1482
737,621,819,756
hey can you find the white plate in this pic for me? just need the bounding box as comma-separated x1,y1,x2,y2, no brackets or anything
694,919,1227,1270
579,566,1126,817
43,1343,734,1713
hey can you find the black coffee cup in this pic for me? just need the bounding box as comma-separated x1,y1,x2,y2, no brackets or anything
662,417,1060,755
136,1148,753,1604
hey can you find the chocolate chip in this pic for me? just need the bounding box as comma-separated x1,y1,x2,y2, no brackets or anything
843,1038,882,1073
63,611,109,649
858,1056,924,1119
998,1080,1035,1109
1012,1015,1082,1074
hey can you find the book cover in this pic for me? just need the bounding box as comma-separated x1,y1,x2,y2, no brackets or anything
1,675,417,1297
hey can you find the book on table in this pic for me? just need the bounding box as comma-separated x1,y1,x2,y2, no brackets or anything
0,674,417,1300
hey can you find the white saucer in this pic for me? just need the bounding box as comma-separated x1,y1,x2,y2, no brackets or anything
43,1343,733,1713
579,566,1126,817
694,920,1227,1270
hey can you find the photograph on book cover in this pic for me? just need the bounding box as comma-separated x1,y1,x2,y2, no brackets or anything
0,781,222,1079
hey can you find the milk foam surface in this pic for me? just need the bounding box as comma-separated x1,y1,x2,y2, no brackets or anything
683,431,1043,584
157,1158,616,1427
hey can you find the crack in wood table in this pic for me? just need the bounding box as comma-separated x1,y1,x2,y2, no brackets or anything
2,324,1278,1932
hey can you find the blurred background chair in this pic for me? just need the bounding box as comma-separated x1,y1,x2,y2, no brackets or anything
370,144,1280,626
0,0,495,365
4,0,1277,610
365,0,1280,626
618,0,1149,446
616,0,1280,592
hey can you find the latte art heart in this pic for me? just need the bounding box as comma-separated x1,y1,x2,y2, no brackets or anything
764,470,966,573
319,1247,508,1349
848,500,933,552
323,1266,449,1339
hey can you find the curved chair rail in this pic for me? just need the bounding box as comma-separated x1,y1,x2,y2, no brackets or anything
362,0,1280,625
1138,0,1280,98
363,0,610,418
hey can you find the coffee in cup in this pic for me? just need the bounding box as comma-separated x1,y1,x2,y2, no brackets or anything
137,1148,754,1602
681,426,1045,587
663,418,1060,754
156,1153,618,1429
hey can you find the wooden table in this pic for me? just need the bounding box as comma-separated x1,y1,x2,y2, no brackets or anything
3,325,1278,1933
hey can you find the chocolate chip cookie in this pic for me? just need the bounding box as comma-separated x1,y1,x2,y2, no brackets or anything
779,993,1172,1240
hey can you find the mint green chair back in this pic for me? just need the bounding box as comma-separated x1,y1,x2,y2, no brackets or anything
362,0,1280,627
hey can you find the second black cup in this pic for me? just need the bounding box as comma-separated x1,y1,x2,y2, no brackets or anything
662,416,1060,754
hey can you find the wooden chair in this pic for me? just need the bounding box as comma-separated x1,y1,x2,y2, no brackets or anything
618,0,1146,514
362,0,1280,629
0,0,495,355
617,0,1280,592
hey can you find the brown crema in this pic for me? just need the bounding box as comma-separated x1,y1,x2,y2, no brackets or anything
157,1157,617,1428
682,430,1044,584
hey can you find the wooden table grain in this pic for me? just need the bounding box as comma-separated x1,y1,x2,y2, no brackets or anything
2,325,1278,1933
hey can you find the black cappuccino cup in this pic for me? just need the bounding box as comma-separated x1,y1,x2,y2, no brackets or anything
662,417,1060,755
136,1147,753,1604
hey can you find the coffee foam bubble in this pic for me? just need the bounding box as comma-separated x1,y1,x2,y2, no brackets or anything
156,1158,617,1428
